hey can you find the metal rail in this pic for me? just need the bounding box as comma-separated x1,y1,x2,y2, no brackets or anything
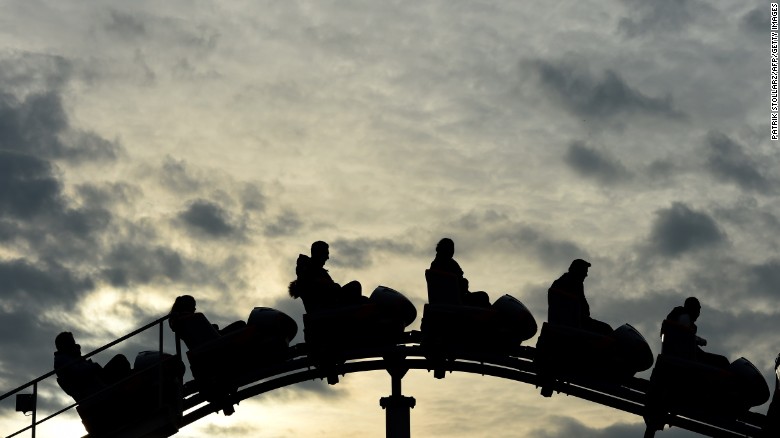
3,327,772,438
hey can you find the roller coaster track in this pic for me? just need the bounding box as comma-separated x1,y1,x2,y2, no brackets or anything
2,326,770,438
175,333,767,438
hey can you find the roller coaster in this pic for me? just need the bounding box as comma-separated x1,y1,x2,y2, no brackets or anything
2,275,778,438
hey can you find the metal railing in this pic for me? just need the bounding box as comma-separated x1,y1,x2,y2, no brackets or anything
1,314,175,438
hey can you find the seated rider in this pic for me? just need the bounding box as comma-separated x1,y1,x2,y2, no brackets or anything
430,238,490,307
548,259,612,335
289,241,365,312
169,295,245,337
54,331,132,401
662,297,729,369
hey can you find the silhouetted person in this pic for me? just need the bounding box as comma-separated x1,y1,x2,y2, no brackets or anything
289,241,365,312
54,331,131,401
169,294,245,336
548,259,612,335
663,297,729,368
429,238,490,307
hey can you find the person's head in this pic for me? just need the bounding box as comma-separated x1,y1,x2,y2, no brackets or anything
435,238,455,259
171,295,196,314
684,297,701,321
568,259,591,281
311,241,329,266
55,332,80,355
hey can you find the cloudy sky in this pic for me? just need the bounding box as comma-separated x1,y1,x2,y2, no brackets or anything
0,0,776,437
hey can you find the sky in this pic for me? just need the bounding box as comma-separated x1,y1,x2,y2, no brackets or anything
0,0,776,437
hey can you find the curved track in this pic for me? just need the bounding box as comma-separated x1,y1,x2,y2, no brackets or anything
174,334,767,438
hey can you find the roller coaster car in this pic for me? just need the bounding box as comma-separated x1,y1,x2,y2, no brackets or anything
173,308,298,396
302,286,417,354
420,270,537,353
534,322,653,387
58,352,184,438
645,320,769,421
762,354,780,437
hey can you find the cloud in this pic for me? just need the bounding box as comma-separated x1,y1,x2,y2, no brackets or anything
329,238,416,270
0,56,70,96
747,259,780,299
529,416,695,438
104,10,147,39
0,258,93,308
741,6,769,35
646,202,727,257
446,210,590,270
618,0,701,38
564,141,632,185
159,156,203,194
100,244,186,287
263,210,303,237
530,60,683,121
0,151,64,220
178,199,238,238
0,91,121,163
703,132,773,194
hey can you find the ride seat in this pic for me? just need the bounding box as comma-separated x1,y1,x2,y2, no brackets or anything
660,319,696,359
425,269,462,306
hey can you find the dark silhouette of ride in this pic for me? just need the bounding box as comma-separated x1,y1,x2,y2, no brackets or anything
429,238,490,307
289,240,367,312
289,241,417,384
168,295,297,415
763,353,780,437
421,238,537,378
36,241,778,438
644,297,770,435
535,259,653,395
54,332,184,437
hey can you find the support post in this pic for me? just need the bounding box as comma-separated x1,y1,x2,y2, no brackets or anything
31,383,37,438
380,353,415,438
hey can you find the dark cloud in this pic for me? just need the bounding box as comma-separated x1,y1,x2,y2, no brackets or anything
239,183,266,212
741,6,770,35
450,211,588,269
160,156,203,193
0,53,72,94
0,258,93,306
564,141,631,185
329,238,416,269
101,244,185,287
747,259,780,299
263,211,303,237
178,199,237,238
0,92,120,163
531,60,683,121
0,309,63,385
104,10,147,39
703,132,772,194
495,226,587,269
618,0,701,38
646,203,726,257
0,151,64,220
76,182,142,209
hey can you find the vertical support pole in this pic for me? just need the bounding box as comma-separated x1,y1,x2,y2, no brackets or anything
159,320,165,408
31,382,37,438
380,354,415,438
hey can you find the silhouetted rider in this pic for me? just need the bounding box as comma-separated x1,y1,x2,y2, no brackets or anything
430,238,490,307
663,297,729,368
289,241,365,312
548,259,612,335
54,332,131,401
